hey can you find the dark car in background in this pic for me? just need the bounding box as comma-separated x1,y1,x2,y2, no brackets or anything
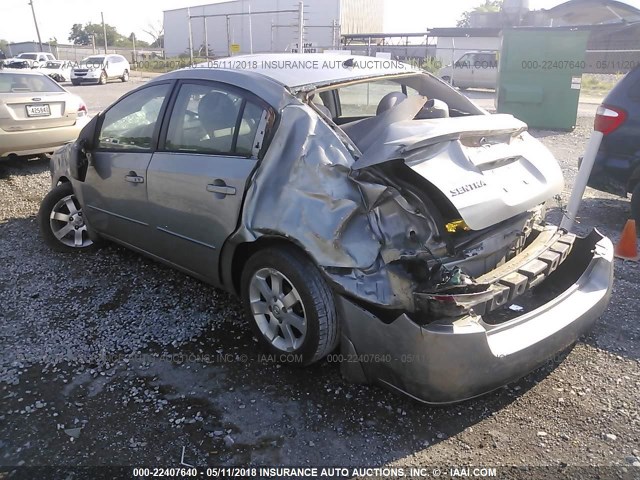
587,66,640,222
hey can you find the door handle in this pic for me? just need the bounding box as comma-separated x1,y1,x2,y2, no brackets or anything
125,172,144,184
206,184,236,196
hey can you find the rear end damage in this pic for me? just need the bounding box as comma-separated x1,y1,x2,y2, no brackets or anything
338,230,613,404
236,101,613,403
327,100,613,402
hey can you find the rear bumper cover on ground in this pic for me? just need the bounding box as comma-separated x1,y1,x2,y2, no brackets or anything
338,229,614,404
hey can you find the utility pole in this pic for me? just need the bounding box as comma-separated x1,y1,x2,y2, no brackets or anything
28,0,44,52
187,7,194,64
203,17,208,59
297,1,304,54
248,4,253,54
101,12,108,54
132,32,136,65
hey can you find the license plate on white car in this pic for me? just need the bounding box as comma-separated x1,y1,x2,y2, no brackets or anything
26,104,51,117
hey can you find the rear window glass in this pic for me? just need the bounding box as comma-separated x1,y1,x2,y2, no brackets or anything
0,73,65,93
17,53,37,60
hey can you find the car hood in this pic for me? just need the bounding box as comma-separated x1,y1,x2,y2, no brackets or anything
348,96,564,230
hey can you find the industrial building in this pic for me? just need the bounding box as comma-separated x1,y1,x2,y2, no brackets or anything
163,0,383,57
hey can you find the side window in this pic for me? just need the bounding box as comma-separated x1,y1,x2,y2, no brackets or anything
165,83,265,157
98,83,170,150
477,53,497,68
338,80,408,117
456,53,473,67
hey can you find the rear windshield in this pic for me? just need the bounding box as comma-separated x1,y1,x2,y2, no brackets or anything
0,73,65,93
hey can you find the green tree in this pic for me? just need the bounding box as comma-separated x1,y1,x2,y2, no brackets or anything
457,0,504,27
69,22,131,47
69,23,90,45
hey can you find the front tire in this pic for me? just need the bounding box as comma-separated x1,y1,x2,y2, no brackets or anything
71,80,80,86
240,247,339,365
98,71,107,85
121,69,129,82
38,183,96,253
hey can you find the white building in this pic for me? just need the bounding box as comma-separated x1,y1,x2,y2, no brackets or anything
163,0,383,57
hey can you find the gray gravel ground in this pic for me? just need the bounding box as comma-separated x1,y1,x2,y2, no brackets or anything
0,101,639,476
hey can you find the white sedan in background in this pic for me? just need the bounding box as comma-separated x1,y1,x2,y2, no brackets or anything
0,70,89,159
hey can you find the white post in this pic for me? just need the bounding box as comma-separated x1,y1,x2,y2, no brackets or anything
248,4,254,54
187,7,194,64
204,17,209,59
298,1,304,54
226,15,231,56
560,131,604,231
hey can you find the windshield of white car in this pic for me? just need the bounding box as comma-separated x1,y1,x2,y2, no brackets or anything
0,72,65,93
80,56,106,66
17,53,38,60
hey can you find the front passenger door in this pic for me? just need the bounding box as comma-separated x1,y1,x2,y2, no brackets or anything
79,82,172,250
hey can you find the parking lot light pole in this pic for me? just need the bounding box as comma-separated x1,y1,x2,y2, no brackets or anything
560,131,604,231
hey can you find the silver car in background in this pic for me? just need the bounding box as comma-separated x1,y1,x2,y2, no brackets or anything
0,70,89,159
39,54,613,403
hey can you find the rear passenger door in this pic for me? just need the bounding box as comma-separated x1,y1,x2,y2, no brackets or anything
146,80,271,284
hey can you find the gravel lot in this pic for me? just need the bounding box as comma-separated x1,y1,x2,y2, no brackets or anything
0,82,639,476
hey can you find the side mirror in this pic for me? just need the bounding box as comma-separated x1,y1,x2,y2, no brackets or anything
69,115,100,181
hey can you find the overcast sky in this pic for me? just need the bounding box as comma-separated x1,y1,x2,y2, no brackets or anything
1,0,640,44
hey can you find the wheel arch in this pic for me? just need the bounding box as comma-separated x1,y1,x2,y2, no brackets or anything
224,235,317,296
56,175,71,185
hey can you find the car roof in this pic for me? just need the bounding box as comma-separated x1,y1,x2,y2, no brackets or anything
195,53,421,91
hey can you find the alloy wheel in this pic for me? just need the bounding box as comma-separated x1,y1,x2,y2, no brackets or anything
49,194,93,248
248,267,307,352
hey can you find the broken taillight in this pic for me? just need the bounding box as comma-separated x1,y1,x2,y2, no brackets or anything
594,104,627,135
77,103,88,117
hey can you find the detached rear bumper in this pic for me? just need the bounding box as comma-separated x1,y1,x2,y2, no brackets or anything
338,229,613,404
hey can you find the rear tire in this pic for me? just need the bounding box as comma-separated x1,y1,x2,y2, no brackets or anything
38,183,97,253
240,247,339,366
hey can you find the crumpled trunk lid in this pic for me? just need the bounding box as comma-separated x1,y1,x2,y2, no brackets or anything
351,102,564,231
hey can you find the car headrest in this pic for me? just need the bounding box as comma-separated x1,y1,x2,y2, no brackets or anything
198,91,236,132
376,91,407,115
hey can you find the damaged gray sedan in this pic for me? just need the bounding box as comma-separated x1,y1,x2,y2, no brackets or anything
39,54,614,403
